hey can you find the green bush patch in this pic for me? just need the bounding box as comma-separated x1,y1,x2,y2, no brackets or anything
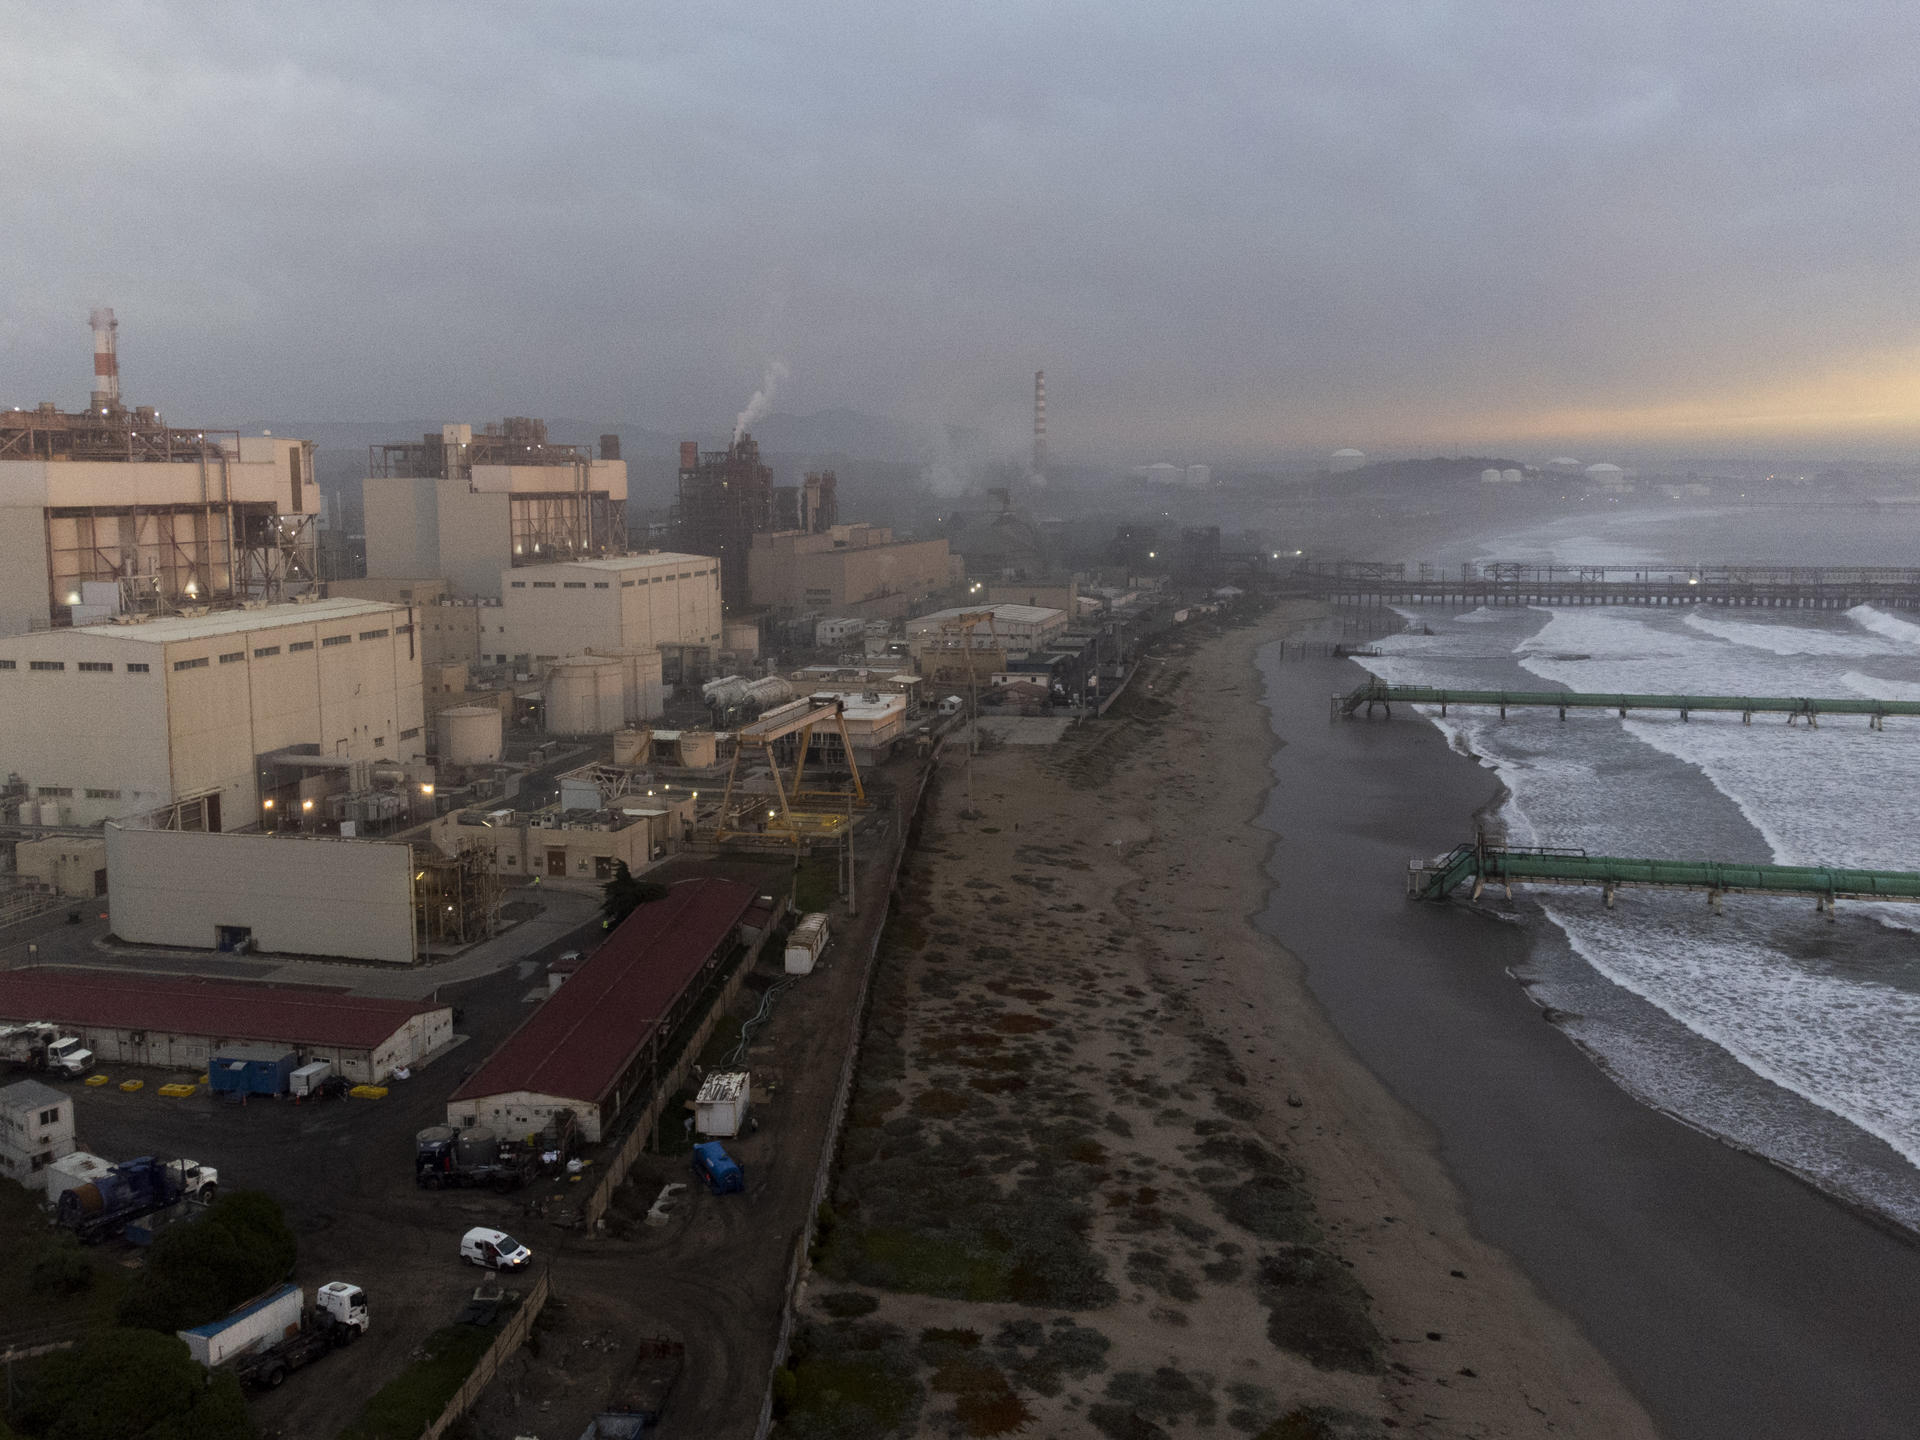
340,1320,504,1440
1255,1248,1384,1374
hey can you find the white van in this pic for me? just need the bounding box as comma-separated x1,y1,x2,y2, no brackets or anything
460,1226,532,1271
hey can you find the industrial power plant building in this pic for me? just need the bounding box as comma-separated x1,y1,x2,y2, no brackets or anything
363,419,628,599
747,523,957,621
446,877,759,1142
494,553,722,665
0,310,319,636
0,969,452,1083
0,598,426,830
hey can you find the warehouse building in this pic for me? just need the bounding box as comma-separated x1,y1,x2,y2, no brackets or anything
747,524,957,621
446,877,758,1142
906,603,1069,661
0,311,319,637
0,598,426,829
0,969,452,1083
363,419,628,599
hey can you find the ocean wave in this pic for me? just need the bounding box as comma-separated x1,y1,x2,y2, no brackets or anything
1684,610,1896,658
1840,670,1920,702
1849,605,1920,647
1546,902,1920,1175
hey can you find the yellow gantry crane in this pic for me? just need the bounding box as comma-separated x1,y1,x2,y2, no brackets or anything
715,697,867,845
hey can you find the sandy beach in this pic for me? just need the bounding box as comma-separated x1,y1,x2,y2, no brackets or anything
780,600,1656,1439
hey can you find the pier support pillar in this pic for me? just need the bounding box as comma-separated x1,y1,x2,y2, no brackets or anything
1558,706,1566,721
1743,711,1752,725
1603,882,1615,909
1708,889,1723,914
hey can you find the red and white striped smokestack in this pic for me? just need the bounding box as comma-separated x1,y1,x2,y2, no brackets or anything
1032,369,1047,476
88,307,120,412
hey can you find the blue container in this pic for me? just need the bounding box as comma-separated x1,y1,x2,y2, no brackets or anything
691,1142,744,1195
209,1048,298,1096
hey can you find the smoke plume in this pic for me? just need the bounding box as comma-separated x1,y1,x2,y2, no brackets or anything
734,360,789,441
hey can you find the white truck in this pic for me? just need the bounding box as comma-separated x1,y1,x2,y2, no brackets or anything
179,1281,369,1389
168,1158,219,1203
0,1021,92,1077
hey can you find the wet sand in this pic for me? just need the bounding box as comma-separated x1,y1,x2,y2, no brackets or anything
1257,645,1920,1439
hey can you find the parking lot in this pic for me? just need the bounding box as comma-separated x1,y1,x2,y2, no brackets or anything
45,762,916,1440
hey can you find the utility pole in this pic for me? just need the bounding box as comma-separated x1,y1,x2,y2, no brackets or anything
844,793,857,916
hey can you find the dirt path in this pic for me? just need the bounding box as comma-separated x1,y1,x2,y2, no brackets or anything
778,601,1657,1440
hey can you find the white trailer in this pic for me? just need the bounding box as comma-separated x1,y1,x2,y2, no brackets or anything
694,1071,751,1138
289,1061,332,1097
180,1283,304,1369
784,913,830,975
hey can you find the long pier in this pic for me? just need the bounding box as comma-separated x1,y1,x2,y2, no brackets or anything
1292,561,1920,610
1409,839,1920,913
1334,681,1920,729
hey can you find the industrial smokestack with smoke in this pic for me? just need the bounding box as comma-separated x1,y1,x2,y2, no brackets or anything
733,360,789,441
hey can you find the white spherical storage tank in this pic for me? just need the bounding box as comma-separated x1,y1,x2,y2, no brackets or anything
544,656,626,735
438,705,503,766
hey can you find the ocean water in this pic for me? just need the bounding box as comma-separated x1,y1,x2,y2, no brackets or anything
1358,517,1920,1227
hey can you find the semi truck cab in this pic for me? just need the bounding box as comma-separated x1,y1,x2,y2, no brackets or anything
315,1281,370,1331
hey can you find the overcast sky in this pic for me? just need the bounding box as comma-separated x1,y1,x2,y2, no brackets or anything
3,1,1918,463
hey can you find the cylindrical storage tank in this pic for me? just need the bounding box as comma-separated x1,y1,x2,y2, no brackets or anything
613,647,665,725
743,676,793,710
1481,468,1501,484
454,1127,498,1166
439,705,504,766
1501,468,1522,484
544,657,625,735
612,728,648,766
703,675,750,711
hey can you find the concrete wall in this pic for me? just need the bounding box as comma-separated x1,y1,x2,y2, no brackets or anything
362,476,441,583
106,827,417,964
14,836,107,897
0,506,51,636
436,484,514,598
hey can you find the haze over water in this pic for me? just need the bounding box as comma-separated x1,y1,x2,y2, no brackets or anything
1353,503,1920,1228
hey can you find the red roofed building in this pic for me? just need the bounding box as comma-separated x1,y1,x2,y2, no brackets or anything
0,969,452,1083
447,877,761,1142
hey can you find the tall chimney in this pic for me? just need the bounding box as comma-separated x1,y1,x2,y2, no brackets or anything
89,307,120,412
1032,369,1047,477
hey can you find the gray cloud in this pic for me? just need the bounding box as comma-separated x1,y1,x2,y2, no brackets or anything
3,0,1918,461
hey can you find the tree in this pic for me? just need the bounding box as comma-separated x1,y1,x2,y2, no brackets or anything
599,861,668,929
117,1191,296,1334
18,1328,252,1440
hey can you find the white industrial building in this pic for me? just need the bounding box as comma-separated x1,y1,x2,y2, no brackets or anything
0,1079,76,1191
493,553,721,665
0,969,452,1084
907,603,1069,658
363,420,628,599
0,311,319,636
106,827,419,964
0,598,425,829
